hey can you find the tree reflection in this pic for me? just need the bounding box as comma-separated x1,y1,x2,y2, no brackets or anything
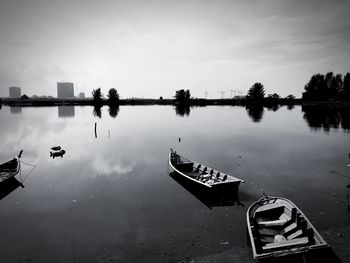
246,104,264,123
108,105,120,118
266,104,280,112
93,105,102,118
302,105,350,132
175,104,190,116
287,104,295,110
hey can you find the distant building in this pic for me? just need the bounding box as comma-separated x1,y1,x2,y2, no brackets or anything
9,86,21,98
78,92,85,98
57,82,74,98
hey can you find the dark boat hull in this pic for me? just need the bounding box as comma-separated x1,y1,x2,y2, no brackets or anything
169,171,243,208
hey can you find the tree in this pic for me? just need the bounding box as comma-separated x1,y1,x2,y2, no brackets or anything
107,88,119,105
268,93,280,99
285,94,295,100
303,72,344,101
303,74,326,100
247,83,265,100
175,89,191,103
92,88,103,104
326,72,342,99
343,73,350,99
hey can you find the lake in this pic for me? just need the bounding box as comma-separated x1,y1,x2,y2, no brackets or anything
0,105,349,262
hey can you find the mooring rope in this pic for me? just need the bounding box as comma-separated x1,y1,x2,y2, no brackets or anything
20,160,37,182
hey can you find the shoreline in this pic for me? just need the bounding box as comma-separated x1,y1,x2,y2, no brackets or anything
1,97,350,107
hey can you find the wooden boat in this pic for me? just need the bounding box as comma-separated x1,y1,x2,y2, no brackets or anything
247,195,328,259
51,146,61,151
169,149,244,191
0,150,23,183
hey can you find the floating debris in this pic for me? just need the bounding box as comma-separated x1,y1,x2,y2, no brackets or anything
50,149,65,158
51,146,61,151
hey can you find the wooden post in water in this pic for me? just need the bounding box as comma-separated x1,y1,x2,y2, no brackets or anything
94,122,97,138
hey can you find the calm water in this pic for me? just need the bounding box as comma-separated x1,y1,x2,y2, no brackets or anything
0,105,349,262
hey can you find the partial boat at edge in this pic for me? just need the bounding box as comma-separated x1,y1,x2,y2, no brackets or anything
0,150,23,184
247,195,328,259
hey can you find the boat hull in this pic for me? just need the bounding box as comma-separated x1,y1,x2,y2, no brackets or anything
246,196,328,259
0,158,20,183
168,151,243,192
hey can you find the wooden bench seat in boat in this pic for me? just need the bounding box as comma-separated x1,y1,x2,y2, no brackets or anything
257,213,290,227
256,207,297,227
262,236,309,250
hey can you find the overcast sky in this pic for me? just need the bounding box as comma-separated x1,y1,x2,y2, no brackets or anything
0,0,349,98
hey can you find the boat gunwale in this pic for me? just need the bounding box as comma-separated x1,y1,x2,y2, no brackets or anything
246,196,329,259
169,153,212,188
169,152,244,185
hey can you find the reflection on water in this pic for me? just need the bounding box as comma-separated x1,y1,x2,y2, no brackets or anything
58,106,75,118
169,171,243,209
266,104,280,112
246,104,264,122
108,105,120,118
287,104,295,110
50,149,66,158
10,106,22,114
0,105,350,262
93,105,102,118
0,177,24,200
302,105,350,132
175,104,190,116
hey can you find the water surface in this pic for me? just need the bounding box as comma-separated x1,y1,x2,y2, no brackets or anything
0,105,349,262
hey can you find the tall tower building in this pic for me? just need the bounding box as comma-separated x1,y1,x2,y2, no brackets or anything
9,86,21,98
57,82,74,98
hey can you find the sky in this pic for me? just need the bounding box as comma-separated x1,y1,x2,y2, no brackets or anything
0,0,349,99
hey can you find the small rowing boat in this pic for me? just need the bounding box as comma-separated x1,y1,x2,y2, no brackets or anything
247,195,328,259
0,150,23,184
169,149,244,191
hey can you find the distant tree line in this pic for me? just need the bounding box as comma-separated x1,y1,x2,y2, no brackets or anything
303,72,350,101
246,82,295,103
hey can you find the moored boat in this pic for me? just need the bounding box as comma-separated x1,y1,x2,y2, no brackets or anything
247,195,328,259
0,150,23,183
169,149,244,191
